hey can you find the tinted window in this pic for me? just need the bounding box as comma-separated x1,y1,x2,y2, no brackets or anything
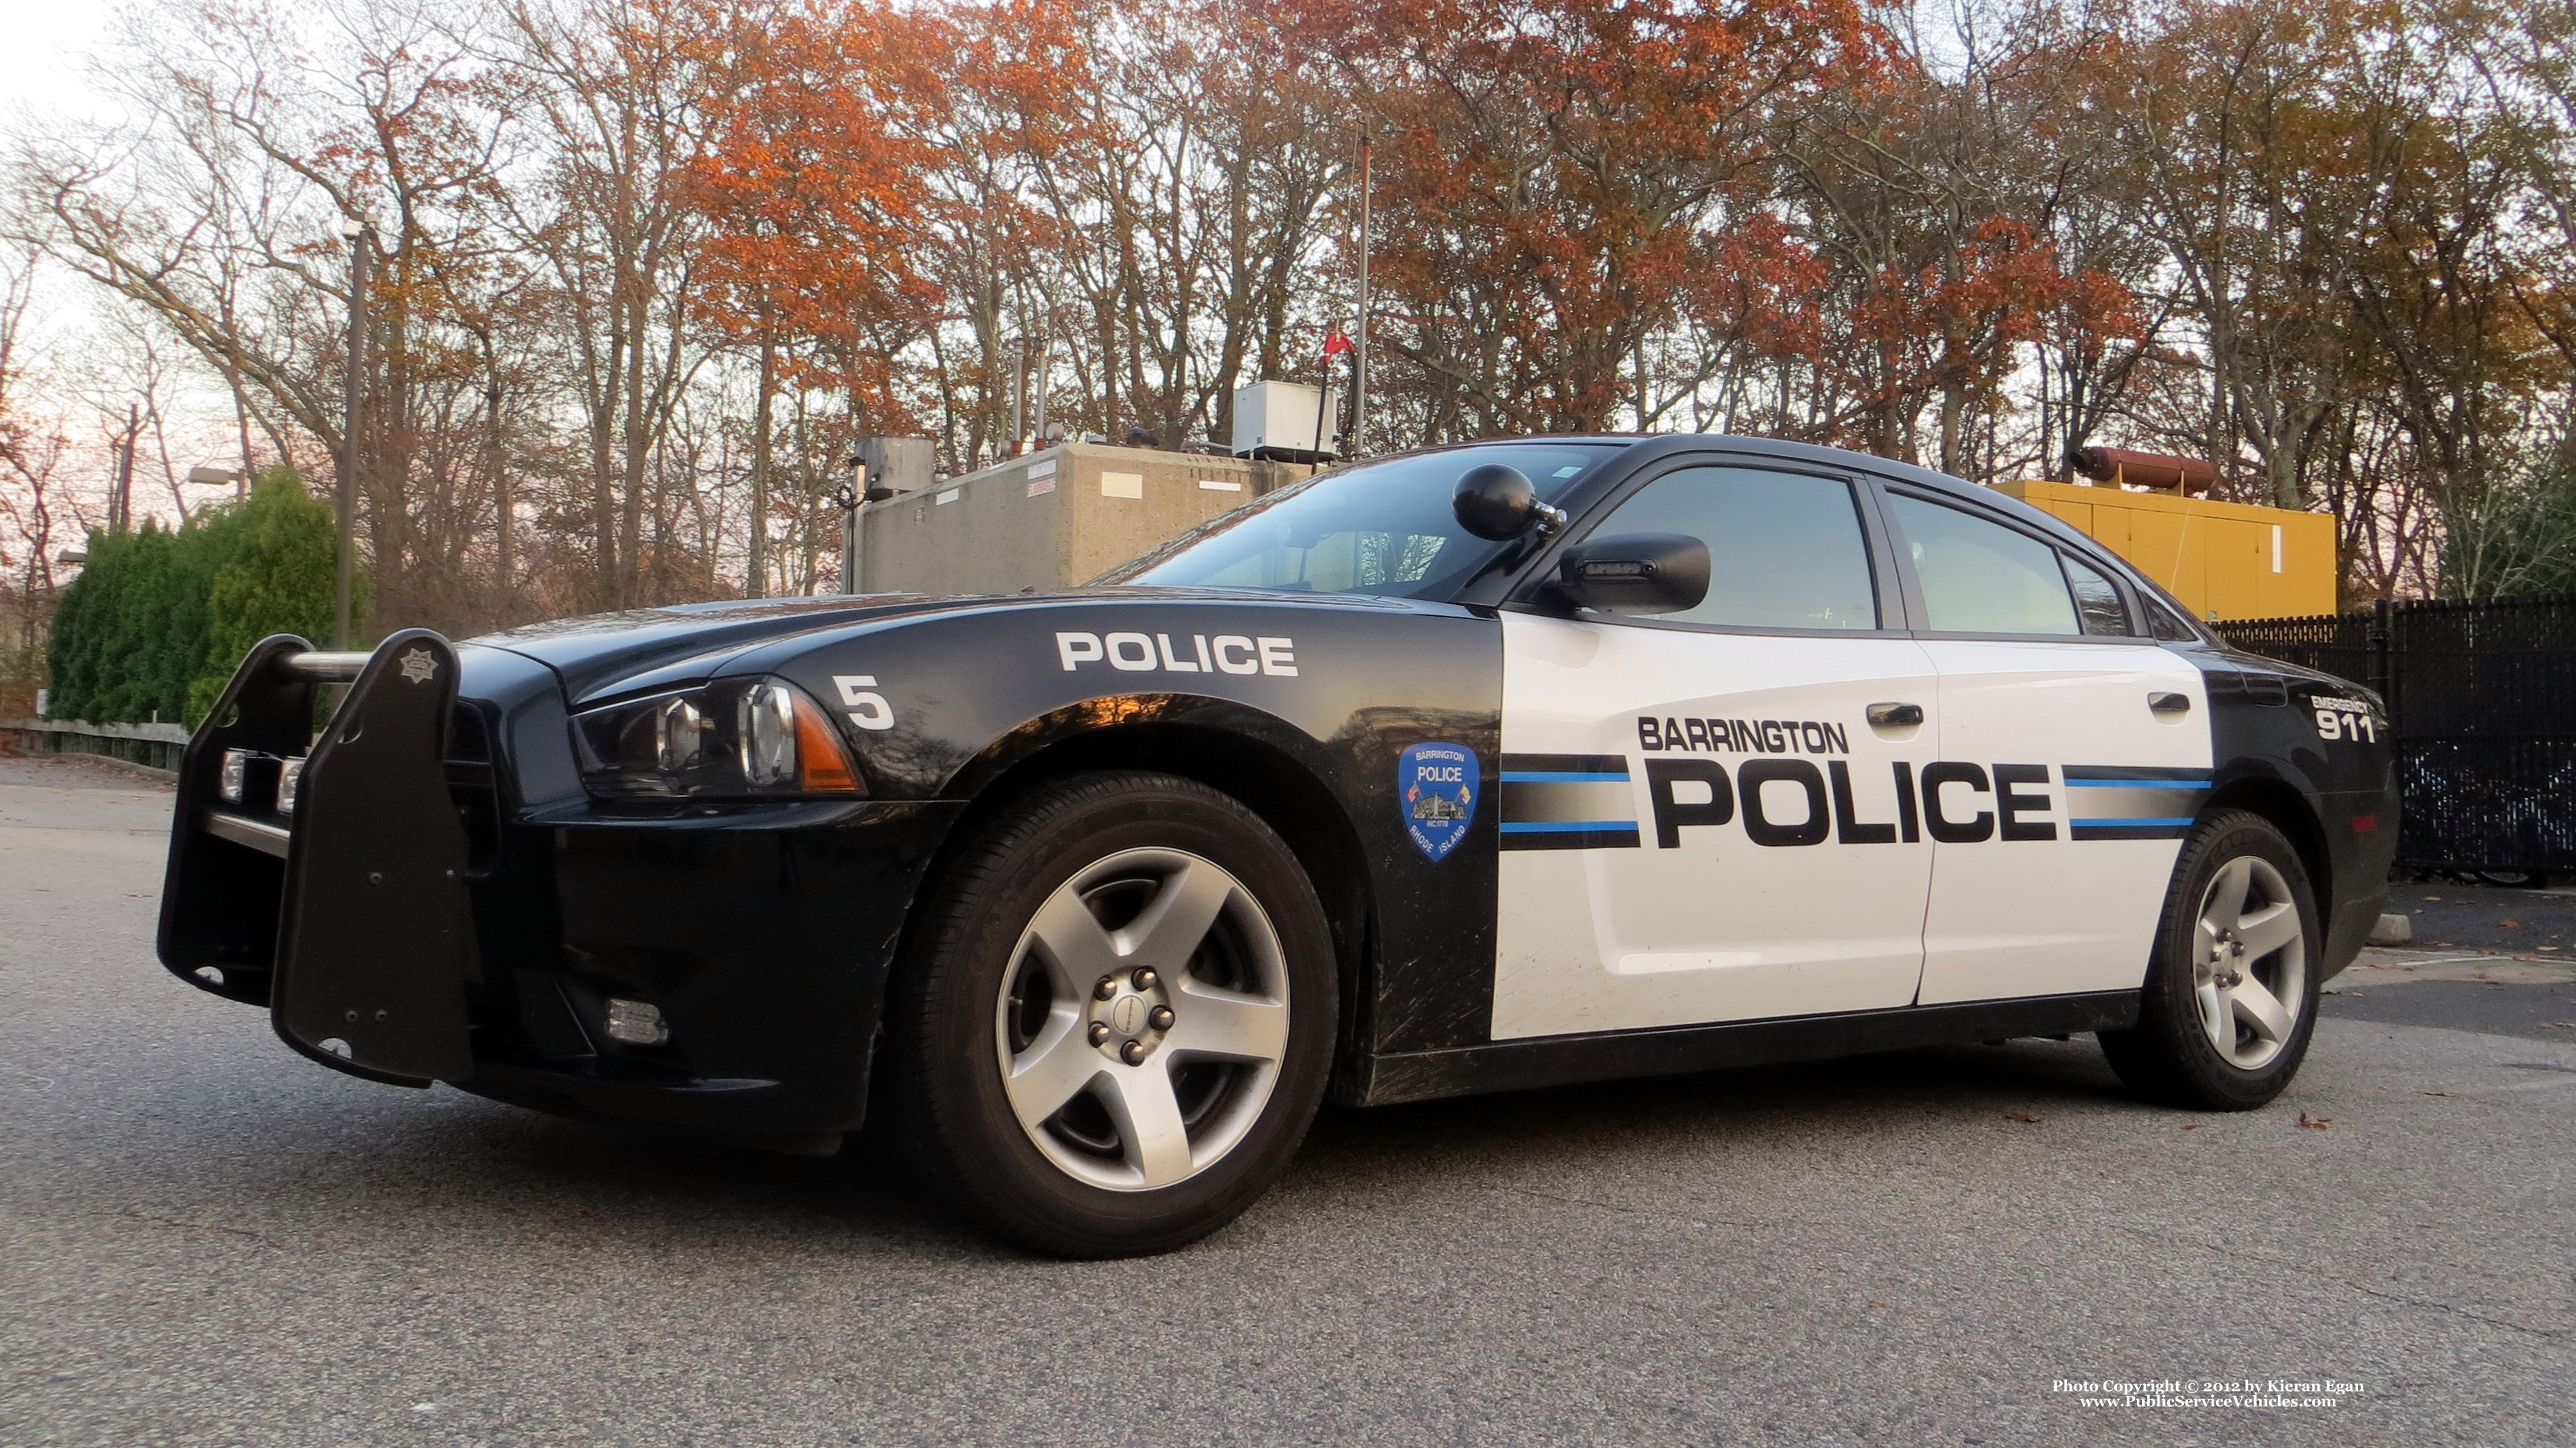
1585,467,1879,630
1888,494,2080,635
1117,445,1617,599
2147,593,2203,642
2063,553,2132,636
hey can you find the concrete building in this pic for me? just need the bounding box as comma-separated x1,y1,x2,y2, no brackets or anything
851,442,1309,595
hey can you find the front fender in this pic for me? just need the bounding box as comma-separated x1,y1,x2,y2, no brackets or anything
722,595,1511,1056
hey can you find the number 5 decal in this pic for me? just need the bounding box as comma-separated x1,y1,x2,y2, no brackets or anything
835,675,896,730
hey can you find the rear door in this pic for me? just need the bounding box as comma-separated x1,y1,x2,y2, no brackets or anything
1877,488,2212,1005
1492,462,1939,1039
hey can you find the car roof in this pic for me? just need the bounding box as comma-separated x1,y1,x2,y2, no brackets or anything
1425,431,2188,617
1442,432,1979,500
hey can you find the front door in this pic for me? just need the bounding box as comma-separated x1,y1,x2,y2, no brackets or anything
1491,464,1939,1039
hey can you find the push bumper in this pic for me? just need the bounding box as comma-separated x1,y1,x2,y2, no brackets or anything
158,631,963,1140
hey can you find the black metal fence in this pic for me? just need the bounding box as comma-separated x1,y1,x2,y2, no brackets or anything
2217,595,2576,875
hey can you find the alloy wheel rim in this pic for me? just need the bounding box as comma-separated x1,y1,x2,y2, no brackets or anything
2189,854,2307,1071
993,847,1289,1192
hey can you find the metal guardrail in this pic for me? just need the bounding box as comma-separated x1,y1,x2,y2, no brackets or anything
2,658,366,777
0,716,194,774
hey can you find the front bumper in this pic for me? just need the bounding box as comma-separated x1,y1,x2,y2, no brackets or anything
456,799,961,1139
157,631,963,1141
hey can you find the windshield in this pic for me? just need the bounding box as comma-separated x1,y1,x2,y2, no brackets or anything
1111,444,1622,600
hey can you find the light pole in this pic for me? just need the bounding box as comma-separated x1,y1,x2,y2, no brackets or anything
335,215,371,649
110,403,139,532
1353,131,1372,458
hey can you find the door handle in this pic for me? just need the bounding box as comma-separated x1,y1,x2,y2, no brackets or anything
1865,702,1924,727
2149,691,2191,714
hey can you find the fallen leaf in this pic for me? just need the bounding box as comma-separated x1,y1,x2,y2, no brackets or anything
1868,1300,1888,1309
2299,1113,2333,1130
2500,919,2521,927
2179,1124,2198,1131
2004,1111,2041,1123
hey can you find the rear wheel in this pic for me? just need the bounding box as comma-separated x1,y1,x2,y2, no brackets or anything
883,771,1336,1257
2100,810,2320,1109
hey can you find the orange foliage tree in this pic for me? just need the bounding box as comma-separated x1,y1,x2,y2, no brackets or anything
685,0,948,419
1278,0,1888,438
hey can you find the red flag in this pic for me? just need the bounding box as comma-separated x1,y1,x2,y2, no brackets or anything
1323,331,1353,357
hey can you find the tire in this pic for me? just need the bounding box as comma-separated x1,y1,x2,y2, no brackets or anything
2099,810,2322,1110
880,770,1337,1257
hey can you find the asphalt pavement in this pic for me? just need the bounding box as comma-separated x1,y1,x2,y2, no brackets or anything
2,754,2569,1447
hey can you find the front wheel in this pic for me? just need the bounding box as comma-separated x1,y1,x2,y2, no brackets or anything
881,771,1337,1257
2099,810,2321,1110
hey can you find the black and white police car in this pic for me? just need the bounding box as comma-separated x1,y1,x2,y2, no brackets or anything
160,435,2397,1256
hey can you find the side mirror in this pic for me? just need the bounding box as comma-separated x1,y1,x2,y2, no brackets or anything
1453,464,1559,541
1551,532,1709,615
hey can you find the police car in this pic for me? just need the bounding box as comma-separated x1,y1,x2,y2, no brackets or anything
158,435,2398,1257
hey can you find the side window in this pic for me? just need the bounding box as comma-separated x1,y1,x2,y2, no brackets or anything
1886,494,2080,636
2062,553,2132,636
1584,466,1879,630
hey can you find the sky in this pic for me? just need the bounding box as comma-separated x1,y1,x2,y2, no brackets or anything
0,2,114,126
0,1,252,529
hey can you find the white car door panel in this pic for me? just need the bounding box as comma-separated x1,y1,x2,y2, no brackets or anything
1491,619,1939,1038
1912,639,2210,1003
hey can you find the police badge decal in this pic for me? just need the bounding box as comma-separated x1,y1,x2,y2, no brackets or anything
1399,741,1477,862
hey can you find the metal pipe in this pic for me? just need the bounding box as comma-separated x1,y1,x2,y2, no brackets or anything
842,461,867,594
1031,335,1049,448
749,335,774,599
112,404,138,533
281,652,373,683
1354,133,1371,457
336,228,368,649
1006,336,1025,459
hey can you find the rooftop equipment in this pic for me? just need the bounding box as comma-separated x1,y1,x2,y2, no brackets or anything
854,435,936,497
1231,380,1343,464
1996,476,2336,622
2067,446,2218,495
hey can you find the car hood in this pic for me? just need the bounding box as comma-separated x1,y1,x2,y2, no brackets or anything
465,587,1417,702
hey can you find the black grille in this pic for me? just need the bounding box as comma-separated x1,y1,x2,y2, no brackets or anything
2219,596,2576,873
445,702,504,874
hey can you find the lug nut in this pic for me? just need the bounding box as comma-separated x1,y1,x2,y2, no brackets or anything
1088,1022,1112,1046
1131,967,1158,991
1149,1006,1174,1030
1095,976,1119,1001
1120,1039,1148,1065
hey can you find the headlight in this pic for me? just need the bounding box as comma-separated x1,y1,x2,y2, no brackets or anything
572,677,862,799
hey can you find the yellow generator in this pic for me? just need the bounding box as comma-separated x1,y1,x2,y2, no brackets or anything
1994,459,2336,622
